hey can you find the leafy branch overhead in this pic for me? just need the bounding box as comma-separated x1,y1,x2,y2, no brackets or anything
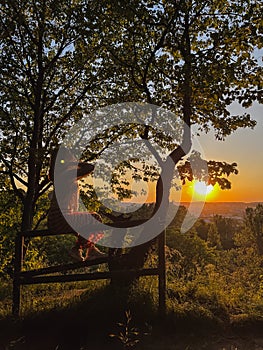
0,0,262,233
178,156,239,190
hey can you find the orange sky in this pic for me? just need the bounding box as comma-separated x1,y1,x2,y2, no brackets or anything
121,102,263,204
84,102,262,205
192,102,263,202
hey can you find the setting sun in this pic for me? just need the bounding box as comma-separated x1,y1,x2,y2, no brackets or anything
190,180,218,200
173,180,219,202
194,181,214,195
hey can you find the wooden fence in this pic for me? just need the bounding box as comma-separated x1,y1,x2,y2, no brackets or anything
12,228,166,316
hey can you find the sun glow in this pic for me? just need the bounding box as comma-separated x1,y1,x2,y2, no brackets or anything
194,181,213,195
192,181,217,200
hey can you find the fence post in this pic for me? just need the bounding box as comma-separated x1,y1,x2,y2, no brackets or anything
12,232,24,316
158,229,166,316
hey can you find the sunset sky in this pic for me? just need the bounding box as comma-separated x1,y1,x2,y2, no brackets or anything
169,101,263,203
190,102,263,203
122,102,263,204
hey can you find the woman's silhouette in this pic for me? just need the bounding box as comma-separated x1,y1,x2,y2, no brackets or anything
48,147,105,261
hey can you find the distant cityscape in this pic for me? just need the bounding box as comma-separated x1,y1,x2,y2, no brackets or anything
177,201,263,221
120,201,263,222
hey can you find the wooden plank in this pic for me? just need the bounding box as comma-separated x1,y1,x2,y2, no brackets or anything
19,268,159,285
23,229,73,238
20,255,128,277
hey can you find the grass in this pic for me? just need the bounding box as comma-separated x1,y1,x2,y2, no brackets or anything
0,278,157,349
1,278,263,350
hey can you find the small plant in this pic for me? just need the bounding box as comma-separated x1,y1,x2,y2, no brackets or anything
5,336,25,349
109,310,150,349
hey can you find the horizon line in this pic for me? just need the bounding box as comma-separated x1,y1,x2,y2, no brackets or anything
122,200,263,204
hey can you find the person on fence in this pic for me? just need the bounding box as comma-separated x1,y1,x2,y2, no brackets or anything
48,147,106,262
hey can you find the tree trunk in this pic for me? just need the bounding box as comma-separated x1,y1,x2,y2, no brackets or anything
108,14,192,286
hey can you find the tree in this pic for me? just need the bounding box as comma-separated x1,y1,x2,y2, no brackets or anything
0,0,262,279
194,219,209,241
102,0,262,270
207,222,222,249
212,215,236,249
0,0,119,232
0,176,22,278
166,227,214,280
244,204,263,255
